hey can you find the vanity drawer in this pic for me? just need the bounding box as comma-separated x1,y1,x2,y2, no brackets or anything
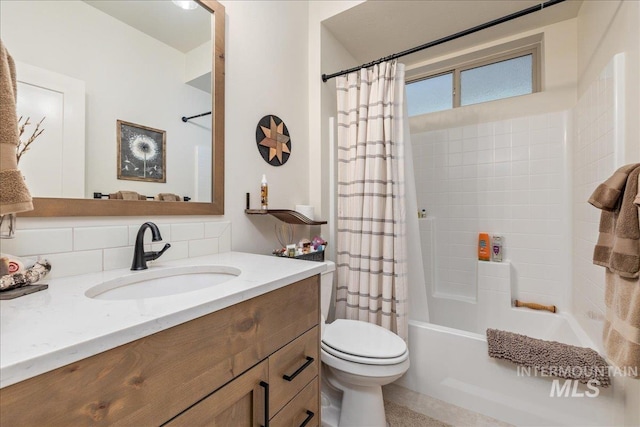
270,377,319,427
269,326,319,415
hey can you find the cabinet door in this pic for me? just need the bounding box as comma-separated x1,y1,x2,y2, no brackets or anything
165,360,268,427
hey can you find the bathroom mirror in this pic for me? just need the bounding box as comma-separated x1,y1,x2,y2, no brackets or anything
1,0,225,216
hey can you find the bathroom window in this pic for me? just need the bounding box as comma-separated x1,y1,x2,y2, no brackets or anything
406,45,540,116
406,72,453,115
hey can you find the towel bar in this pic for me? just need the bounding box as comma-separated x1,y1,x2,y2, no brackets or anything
514,299,556,313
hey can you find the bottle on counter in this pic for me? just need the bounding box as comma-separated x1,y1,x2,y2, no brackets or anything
261,174,268,210
478,232,490,261
491,235,503,262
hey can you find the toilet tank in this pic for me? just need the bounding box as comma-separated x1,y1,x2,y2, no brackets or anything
320,260,336,319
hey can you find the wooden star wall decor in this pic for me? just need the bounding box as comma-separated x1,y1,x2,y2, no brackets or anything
255,115,291,166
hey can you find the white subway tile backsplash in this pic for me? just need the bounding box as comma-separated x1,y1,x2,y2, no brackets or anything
46,250,103,278
3,221,231,278
127,223,171,245
152,240,189,262
1,228,73,256
219,226,232,253
103,246,135,271
189,238,220,258
74,226,128,251
170,222,205,241
204,222,229,238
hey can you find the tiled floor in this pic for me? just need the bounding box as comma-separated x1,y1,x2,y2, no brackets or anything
383,383,513,427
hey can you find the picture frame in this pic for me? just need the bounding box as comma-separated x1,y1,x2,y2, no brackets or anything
117,119,166,183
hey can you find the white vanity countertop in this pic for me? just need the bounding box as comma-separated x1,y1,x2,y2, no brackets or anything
0,251,326,388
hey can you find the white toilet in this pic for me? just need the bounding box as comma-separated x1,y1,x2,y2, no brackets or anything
320,261,410,427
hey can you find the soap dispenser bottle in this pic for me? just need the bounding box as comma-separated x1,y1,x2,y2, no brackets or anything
260,174,268,210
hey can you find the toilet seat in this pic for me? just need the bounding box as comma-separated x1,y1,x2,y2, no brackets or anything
321,319,408,365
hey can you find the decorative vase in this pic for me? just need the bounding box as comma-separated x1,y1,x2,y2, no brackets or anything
0,213,17,239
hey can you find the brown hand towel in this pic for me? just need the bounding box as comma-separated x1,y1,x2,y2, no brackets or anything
591,165,640,278
116,190,143,200
603,270,640,377
155,193,180,201
108,191,146,200
589,163,640,210
0,39,33,215
633,175,640,208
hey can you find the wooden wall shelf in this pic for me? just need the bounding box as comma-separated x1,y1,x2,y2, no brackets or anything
245,209,327,225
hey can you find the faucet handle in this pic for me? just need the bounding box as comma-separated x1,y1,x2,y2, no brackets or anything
145,243,171,262
157,243,171,257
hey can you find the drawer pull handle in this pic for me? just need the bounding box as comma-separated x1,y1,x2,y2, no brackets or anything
283,356,314,382
259,380,270,427
299,410,314,427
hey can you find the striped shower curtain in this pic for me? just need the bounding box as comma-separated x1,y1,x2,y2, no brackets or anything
335,60,409,341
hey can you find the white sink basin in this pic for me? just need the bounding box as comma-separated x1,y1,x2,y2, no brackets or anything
85,265,241,300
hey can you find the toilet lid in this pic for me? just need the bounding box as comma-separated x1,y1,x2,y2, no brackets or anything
321,319,407,360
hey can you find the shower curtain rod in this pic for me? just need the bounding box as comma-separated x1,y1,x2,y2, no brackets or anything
181,111,212,122
321,0,565,82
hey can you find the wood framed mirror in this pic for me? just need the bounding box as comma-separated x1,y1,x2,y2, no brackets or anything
13,0,225,217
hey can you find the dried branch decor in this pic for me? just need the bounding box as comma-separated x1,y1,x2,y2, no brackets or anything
16,116,45,164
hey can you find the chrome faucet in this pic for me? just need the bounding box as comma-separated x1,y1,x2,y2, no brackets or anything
131,222,171,270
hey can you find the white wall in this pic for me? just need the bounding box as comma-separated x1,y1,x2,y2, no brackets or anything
0,1,211,200
308,0,365,254
221,0,312,254
577,0,640,163
318,24,360,261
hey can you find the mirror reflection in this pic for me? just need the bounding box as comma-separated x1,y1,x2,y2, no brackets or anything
1,0,213,202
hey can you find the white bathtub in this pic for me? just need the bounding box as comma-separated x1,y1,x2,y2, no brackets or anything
396,294,626,426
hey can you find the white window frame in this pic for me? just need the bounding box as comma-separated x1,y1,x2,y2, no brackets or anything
407,43,541,111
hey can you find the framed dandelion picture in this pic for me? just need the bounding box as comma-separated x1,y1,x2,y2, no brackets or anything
117,120,166,183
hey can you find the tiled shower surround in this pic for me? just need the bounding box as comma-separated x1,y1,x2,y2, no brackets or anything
572,54,623,349
412,110,571,308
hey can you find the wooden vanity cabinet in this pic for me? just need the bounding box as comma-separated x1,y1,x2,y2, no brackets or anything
0,275,321,427
164,360,268,427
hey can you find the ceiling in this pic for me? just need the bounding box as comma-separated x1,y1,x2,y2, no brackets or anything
83,0,211,53
323,0,583,69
